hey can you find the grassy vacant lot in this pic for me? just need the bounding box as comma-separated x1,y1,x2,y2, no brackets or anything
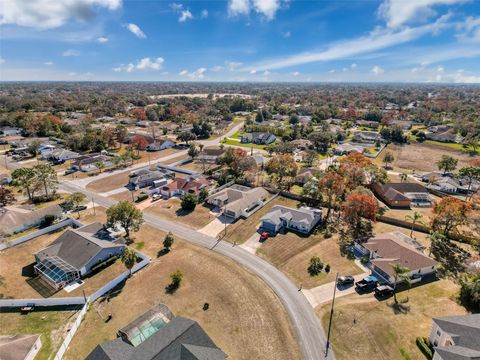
317,279,466,360
86,171,130,193
258,233,362,289
375,142,475,173
0,306,80,360
64,239,301,360
221,138,267,150
222,196,298,244
146,197,214,230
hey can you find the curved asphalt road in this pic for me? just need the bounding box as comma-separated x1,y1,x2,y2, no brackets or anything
60,181,335,360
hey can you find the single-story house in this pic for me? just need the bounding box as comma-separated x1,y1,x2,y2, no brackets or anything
0,204,63,237
298,115,312,125
0,127,22,137
87,304,226,360
206,185,268,220
425,126,464,143
353,131,382,143
196,148,226,164
290,139,313,151
42,148,80,163
428,314,480,360
296,167,321,185
0,334,42,360
72,153,113,172
372,182,432,208
261,205,322,234
241,132,276,145
160,176,208,198
146,139,176,152
355,120,379,129
34,222,125,289
354,232,438,285
129,170,166,189
423,172,480,195
334,143,365,155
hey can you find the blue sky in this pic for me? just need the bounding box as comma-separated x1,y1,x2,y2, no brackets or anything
1,0,480,82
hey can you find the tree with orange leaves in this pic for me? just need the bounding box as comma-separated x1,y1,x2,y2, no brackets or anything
131,108,146,121
431,196,472,236
265,154,298,190
342,193,378,239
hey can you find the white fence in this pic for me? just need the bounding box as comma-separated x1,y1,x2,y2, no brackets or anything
54,301,89,360
0,297,86,307
0,218,83,251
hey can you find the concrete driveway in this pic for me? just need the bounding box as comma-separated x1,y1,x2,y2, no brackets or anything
197,214,233,237
240,231,263,254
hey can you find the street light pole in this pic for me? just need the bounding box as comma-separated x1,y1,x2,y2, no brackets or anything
325,272,339,358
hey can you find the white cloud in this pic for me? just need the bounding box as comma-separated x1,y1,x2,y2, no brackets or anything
263,70,270,76
0,0,121,29
62,49,80,56
228,0,283,20
96,36,109,43
44,61,53,66
225,61,243,71
454,70,480,83
371,65,385,75
351,63,357,69
179,68,207,79
456,16,480,43
228,0,250,16
68,72,77,76
201,9,209,18
170,3,184,11
291,71,300,76
179,10,193,22
378,0,466,28
246,15,451,71
125,23,146,38
0,57,5,64
250,69,257,74
282,31,291,38
114,57,164,72
328,69,335,73
437,65,445,73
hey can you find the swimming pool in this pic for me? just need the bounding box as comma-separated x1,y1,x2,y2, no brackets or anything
129,317,167,347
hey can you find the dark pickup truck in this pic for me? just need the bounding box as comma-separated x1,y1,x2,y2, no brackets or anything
355,275,379,292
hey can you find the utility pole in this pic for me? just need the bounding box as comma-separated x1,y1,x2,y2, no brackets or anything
325,272,339,358
92,197,96,215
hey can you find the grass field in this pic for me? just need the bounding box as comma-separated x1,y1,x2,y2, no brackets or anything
222,196,299,244
317,279,466,360
0,307,80,360
86,172,130,193
258,232,362,288
63,239,301,360
374,142,476,173
145,198,214,230
221,138,267,150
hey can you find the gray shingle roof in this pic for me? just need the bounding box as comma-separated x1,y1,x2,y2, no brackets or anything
87,317,226,360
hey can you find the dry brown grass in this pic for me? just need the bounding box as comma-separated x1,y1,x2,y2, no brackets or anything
86,172,130,193
63,239,301,360
223,196,299,244
258,233,362,289
375,142,475,173
317,279,466,360
145,198,213,230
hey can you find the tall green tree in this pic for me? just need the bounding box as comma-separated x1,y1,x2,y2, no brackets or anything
33,163,58,199
65,192,86,218
163,232,175,251
121,248,137,277
392,264,411,304
383,152,394,168
11,167,35,201
405,211,423,238
458,166,480,200
437,155,458,174
107,200,144,239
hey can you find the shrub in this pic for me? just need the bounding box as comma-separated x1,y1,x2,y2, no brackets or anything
416,337,433,359
181,193,197,211
360,255,370,265
40,214,55,228
308,256,324,276
325,264,331,273
135,192,148,202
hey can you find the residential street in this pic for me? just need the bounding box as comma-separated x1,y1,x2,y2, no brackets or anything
59,180,335,360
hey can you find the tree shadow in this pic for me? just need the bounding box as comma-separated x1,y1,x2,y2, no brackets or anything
175,208,194,217
157,248,170,258
21,263,36,278
98,278,127,304
388,298,411,315
165,282,179,294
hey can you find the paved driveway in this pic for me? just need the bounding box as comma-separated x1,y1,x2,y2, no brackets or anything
197,214,233,237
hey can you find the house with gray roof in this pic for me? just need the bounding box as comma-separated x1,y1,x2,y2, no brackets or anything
0,204,63,237
0,334,42,360
261,205,322,234
206,185,268,220
87,304,226,360
429,314,480,360
241,132,276,145
34,222,125,290
129,170,167,189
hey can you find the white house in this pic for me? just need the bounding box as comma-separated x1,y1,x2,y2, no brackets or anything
261,205,322,234
146,139,176,152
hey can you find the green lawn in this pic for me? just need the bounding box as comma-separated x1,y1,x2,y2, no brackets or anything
221,138,267,150
230,130,242,139
424,140,477,152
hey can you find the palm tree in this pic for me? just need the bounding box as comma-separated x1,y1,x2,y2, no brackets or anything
400,173,408,183
392,263,411,304
95,161,105,174
405,211,423,238
121,248,137,277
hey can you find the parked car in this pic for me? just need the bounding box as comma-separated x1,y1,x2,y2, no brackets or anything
64,168,76,175
259,231,270,241
337,275,355,286
152,193,162,201
374,285,394,298
20,303,35,313
355,275,379,292
72,205,87,213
